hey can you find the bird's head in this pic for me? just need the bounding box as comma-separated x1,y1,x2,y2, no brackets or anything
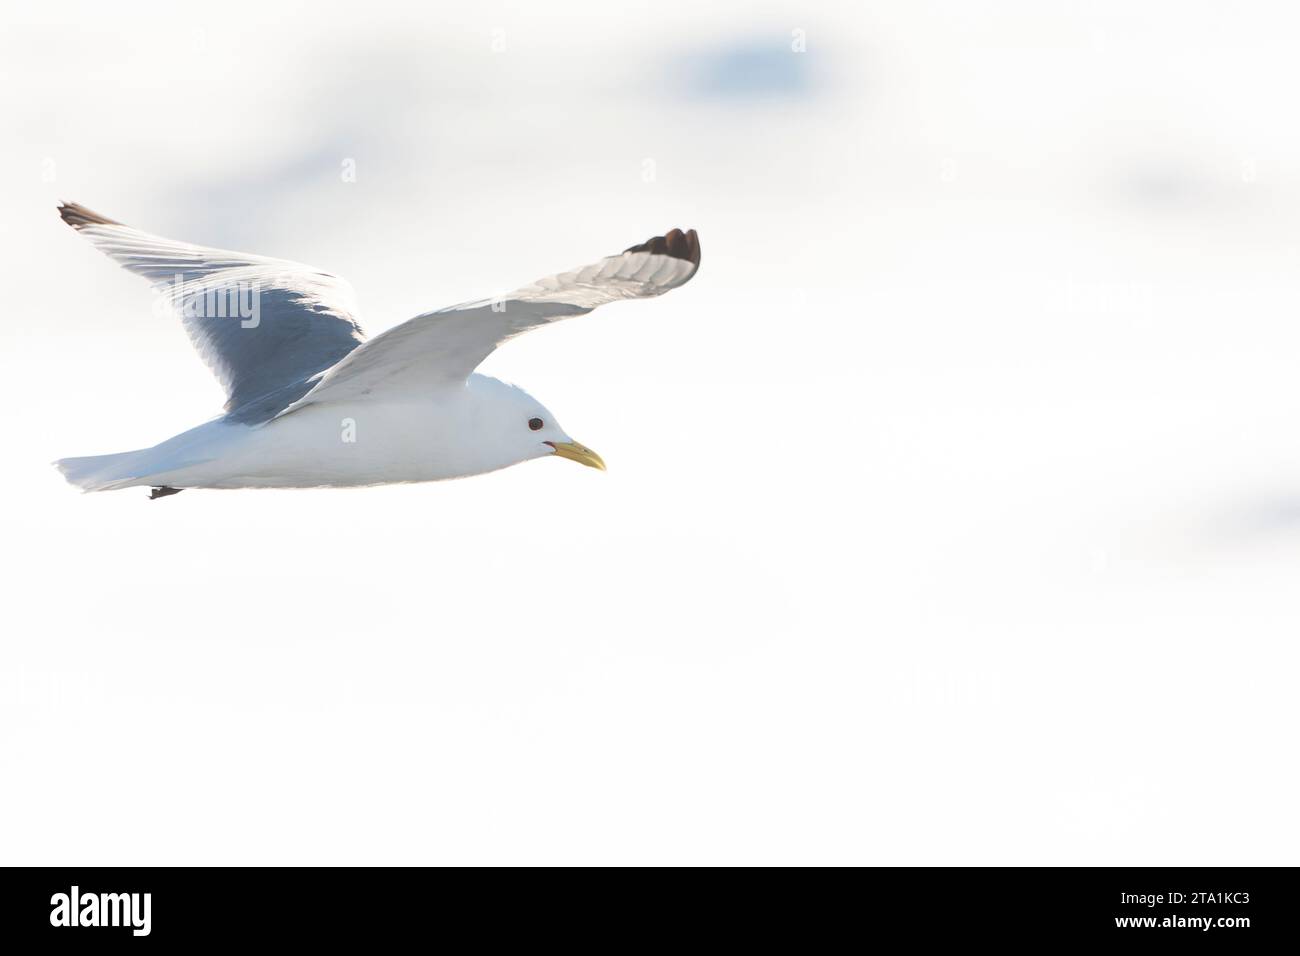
462,375,605,474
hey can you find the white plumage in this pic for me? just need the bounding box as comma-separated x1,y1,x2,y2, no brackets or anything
53,202,700,496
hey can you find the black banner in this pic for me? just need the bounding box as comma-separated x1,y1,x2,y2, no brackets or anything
0,867,1292,945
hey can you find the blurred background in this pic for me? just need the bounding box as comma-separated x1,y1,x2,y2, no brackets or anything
2,0,1298,864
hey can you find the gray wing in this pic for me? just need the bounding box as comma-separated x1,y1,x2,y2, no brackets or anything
59,202,366,423
275,228,700,418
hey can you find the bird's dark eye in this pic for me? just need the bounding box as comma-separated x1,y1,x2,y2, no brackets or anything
528,417,544,431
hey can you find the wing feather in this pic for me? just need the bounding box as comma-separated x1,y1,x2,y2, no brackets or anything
275,228,700,418
59,201,366,422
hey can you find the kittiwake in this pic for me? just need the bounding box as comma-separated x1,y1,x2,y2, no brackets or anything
52,202,701,498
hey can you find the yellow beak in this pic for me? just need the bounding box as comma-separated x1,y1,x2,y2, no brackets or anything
546,440,606,471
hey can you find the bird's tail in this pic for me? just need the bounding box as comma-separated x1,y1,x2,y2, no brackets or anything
54,450,149,492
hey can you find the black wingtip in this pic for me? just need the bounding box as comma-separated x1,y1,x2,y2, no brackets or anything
58,201,120,230
624,228,701,267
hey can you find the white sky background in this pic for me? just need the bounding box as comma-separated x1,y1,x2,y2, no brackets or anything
1,0,1299,864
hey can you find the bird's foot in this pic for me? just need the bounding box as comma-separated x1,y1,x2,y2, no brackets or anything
149,486,183,500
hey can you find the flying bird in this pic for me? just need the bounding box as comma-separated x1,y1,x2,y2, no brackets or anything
53,202,700,498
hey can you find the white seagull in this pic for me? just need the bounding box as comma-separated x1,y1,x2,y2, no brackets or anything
54,202,700,498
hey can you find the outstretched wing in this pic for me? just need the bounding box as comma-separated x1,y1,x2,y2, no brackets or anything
275,228,701,418
59,201,366,423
